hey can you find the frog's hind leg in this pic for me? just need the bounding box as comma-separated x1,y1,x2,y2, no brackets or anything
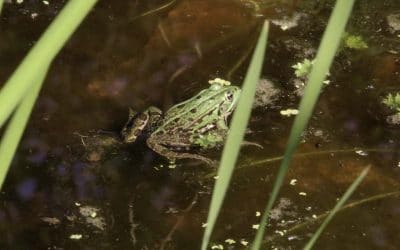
147,139,216,166
121,108,142,143
146,106,163,131
121,106,162,143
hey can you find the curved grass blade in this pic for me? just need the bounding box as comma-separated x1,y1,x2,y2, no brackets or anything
304,166,370,249
267,187,399,244
200,21,269,250
0,68,48,188
202,147,393,179
131,0,177,20
0,0,98,129
252,0,356,249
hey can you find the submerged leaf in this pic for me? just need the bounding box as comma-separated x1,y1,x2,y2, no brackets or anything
343,32,368,49
382,92,400,112
291,59,314,78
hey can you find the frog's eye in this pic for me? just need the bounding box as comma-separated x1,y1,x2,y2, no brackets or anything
225,91,234,101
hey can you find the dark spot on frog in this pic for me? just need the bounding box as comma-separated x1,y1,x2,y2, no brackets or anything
149,110,160,116
178,127,190,133
225,91,233,101
153,131,163,136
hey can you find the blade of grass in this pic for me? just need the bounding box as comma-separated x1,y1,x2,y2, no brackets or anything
202,147,392,179
200,21,269,250
0,0,98,129
304,166,370,249
267,188,400,244
252,0,355,249
131,0,177,20
0,0,3,15
0,68,48,188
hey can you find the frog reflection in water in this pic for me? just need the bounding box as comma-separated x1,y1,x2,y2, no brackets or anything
121,79,241,165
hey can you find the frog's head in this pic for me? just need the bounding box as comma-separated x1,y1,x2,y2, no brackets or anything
195,83,241,123
215,84,241,119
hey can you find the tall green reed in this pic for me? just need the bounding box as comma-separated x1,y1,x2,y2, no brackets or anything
200,21,269,250
252,0,356,249
0,0,98,188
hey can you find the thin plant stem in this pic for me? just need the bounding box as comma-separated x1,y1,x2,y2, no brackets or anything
244,147,396,168
266,189,400,244
131,0,177,20
303,166,370,249
202,147,393,180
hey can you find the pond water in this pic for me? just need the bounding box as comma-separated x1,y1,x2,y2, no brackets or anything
1,0,400,249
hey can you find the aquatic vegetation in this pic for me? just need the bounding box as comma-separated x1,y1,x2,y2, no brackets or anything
292,58,314,78
343,32,368,49
382,92,400,112
280,108,299,117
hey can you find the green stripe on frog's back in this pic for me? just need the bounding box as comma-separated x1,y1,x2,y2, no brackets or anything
152,84,240,136
180,99,223,130
164,87,224,117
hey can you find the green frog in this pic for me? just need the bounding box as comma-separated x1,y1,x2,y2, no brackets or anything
121,79,241,165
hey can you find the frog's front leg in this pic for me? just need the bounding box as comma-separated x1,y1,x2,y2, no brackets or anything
192,130,226,149
146,137,216,166
121,106,162,143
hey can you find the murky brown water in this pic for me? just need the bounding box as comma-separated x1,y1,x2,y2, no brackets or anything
1,0,400,249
